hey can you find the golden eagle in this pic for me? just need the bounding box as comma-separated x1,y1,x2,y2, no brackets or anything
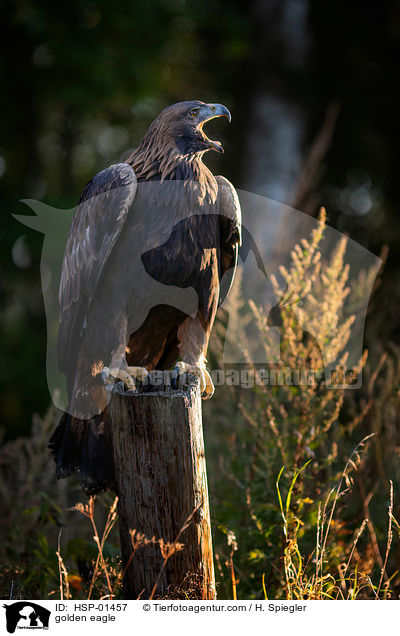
49,101,241,493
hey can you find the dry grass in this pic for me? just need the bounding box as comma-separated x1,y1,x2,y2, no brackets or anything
54,498,201,600
52,452,399,601
272,434,393,600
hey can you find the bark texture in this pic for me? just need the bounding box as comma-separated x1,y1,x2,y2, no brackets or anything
108,379,216,599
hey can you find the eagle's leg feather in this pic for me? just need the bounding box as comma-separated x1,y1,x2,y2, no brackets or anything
173,361,215,399
175,313,216,399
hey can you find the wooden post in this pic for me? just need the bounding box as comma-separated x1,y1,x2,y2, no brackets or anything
107,377,216,600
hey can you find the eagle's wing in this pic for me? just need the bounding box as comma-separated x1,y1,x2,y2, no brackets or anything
216,175,242,306
57,163,137,373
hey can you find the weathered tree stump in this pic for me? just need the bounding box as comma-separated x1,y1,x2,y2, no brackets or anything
107,377,216,600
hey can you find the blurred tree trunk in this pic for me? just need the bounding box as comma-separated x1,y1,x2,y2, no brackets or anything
242,0,309,203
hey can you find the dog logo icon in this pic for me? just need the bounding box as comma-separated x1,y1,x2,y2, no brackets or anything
3,602,50,633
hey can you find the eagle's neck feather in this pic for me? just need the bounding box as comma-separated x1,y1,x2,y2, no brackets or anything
126,138,218,205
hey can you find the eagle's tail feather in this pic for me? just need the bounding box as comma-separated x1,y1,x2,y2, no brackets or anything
49,411,115,495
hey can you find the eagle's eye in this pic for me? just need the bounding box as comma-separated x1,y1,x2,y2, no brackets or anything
189,108,199,118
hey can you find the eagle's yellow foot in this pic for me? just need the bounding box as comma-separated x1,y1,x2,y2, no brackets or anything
102,366,149,391
125,366,150,383
173,361,215,399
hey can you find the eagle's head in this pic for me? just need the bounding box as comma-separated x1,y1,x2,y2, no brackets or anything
128,100,231,184
145,100,231,156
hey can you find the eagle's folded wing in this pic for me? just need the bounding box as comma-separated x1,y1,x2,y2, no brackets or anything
216,175,242,306
57,163,137,373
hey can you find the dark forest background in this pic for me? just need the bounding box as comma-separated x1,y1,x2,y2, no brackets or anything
1,0,399,439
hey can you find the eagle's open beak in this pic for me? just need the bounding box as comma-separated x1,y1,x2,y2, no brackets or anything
198,103,231,153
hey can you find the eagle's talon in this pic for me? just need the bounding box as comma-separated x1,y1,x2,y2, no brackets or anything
201,367,215,400
102,367,137,391
102,366,149,392
171,366,180,390
173,361,214,399
126,366,150,384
